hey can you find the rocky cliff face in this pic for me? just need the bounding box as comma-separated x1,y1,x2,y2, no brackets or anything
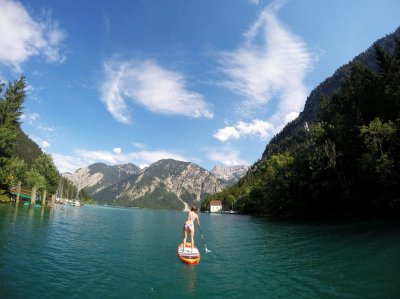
211,165,249,185
65,159,226,210
62,162,141,196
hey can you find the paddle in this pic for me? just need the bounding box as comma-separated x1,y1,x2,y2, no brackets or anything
198,225,211,253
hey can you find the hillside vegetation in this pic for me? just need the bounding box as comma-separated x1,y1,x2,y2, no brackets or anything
0,77,90,203
204,33,400,217
93,159,224,210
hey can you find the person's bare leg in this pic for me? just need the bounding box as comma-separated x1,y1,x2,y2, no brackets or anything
183,228,187,252
190,229,194,252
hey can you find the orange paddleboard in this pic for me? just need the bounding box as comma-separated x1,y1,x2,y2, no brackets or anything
177,242,201,265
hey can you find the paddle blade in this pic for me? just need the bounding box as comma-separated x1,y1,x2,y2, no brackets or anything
205,247,211,253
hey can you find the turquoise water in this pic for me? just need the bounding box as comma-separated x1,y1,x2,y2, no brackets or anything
0,204,399,298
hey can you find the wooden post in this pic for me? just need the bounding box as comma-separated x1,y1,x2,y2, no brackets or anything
41,190,47,206
30,187,37,207
16,181,21,205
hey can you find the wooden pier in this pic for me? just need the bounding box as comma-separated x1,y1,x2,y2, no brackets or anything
9,182,54,207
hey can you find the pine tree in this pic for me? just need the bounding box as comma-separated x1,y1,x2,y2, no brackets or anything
0,77,26,193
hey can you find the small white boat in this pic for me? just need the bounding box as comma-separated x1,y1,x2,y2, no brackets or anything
74,200,82,207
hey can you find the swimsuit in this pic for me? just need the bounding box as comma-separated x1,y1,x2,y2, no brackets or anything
184,212,196,231
184,223,194,231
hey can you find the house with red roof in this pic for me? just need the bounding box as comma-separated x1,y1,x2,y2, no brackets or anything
210,200,222,213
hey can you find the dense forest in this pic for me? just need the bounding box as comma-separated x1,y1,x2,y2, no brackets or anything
0,77,93,204
203,37,400,217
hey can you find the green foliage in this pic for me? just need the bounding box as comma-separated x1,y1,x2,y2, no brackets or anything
79,188,96,204
12,129,43,166
253,153,295,215
180,188,197,206
0,77,26,195
117,184,184,210
59,178,78,199
360,118,398,193
0,189,10,203
3,158,28,187
32,154,59,193
25,168,47,191
0,77,25,157
0,76,62,199
207,32,400,217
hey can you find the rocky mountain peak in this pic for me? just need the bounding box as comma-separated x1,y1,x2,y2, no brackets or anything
211,164,249,185
81,159,226,210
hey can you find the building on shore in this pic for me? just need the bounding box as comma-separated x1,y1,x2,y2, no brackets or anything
210,200,222,213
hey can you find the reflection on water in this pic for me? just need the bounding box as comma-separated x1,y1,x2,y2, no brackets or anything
0,204,399,299
40,206,45,223
28,204,34,221
12,205,19,226
180,263,198,295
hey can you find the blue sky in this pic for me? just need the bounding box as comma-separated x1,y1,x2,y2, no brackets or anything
0,0,399,173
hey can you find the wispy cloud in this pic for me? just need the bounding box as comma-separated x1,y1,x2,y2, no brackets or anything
21,112,40,124
0,0,66,71
52,147,190,173
249,0,260,5
31,135,51,149
206,147,248,166
21,112,55,132
131,142,147,149
214,119,274,142
101,59,213,124
51,153,85,174
220,0,312,126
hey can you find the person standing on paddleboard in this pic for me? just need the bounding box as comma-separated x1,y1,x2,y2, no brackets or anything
183,206,200,252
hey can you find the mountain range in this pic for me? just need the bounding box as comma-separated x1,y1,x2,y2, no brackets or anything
210,165,249,185
63,160,245,210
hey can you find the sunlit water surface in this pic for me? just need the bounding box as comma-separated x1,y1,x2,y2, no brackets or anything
0,204,399,298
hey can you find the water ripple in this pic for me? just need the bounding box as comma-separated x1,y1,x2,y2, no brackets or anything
0,205,399,298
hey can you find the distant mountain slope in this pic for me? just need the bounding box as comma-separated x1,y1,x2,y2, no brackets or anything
211,165,249,186
63,162,141,196
94,159,226,210
262,26,400,159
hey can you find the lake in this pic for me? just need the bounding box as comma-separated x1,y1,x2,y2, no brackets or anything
0,204,399,298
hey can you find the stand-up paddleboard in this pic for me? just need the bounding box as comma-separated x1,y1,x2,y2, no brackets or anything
177,242,201,265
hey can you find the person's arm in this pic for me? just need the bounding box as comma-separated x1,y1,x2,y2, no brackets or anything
196,214,200,227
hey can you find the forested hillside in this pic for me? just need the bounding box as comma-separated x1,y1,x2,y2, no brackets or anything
12,129,43,166
0,77,86,203
204,31,400,217
263,27,400,158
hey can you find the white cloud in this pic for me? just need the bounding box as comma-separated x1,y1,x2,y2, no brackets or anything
101,59,213,124
214,119,274,142
42,140,51,148
284,111,299,123
213,126,241,142
220,0,312,126
51,153,85,174
128,150,189,165
21,112,40,124
31,135,51,149
131,142,147,149
206,148,248,166
113,147,122,154
21,112,55,133
0,0,66,71
52,147,190,173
